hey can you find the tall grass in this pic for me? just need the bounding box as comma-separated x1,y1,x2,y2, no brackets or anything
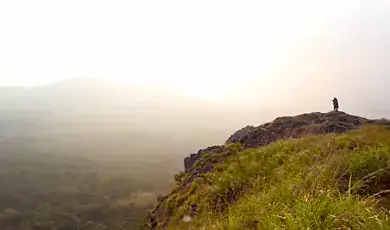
164,125,390,229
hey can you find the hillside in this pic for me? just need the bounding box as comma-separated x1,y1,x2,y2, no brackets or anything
146,111,390,229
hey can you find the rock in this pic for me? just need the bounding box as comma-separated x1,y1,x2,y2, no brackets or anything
225,111,369,148
184,154,197,172
225,125,255,144
184,146,225,172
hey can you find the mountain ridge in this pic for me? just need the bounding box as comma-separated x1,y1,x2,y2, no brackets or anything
183,111,388,174
146,111,390,229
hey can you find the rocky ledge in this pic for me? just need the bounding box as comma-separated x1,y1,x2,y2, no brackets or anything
148,111,390,229
184,111,388,172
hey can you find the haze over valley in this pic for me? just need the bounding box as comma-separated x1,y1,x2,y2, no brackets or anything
1,0,390,229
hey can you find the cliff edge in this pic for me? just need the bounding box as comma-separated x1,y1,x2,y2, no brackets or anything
146,111,390,230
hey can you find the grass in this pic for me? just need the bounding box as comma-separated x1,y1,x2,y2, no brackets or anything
158,125,390,229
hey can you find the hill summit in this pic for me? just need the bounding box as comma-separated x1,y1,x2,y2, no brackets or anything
147,111,390,230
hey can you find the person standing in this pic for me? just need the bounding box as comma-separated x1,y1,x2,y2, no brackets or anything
332,97,339,112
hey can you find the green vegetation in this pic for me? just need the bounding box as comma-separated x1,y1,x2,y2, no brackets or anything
0,151,177,230
154,125,390,229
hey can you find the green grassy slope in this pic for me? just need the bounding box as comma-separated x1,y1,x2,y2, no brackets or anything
152,125,390,229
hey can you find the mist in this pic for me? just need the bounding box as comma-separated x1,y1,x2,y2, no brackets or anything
1,1,390,120
0,1,390,229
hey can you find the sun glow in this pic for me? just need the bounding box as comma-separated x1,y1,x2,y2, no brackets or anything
0,0,365,100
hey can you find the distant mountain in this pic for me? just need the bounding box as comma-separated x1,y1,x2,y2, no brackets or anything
0,78,263,159
0,77,184,112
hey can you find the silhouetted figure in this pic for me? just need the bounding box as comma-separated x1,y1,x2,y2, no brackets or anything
332,97,339,112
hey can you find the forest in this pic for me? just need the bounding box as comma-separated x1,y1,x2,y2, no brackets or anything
0,150,178,230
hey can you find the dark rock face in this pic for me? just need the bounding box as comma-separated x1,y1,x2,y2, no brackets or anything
225,111,369,148
225,125,255,144
184,145,225,172
184,154,197,171
183,112,372,172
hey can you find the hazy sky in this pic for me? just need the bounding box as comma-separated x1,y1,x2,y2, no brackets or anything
1,1,390,109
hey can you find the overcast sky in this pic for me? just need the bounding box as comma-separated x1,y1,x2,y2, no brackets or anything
1,0,390,116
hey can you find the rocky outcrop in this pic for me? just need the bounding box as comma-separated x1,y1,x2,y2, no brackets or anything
225,125,255,144
184,145,225,172
226,111,369,147
147,111,390,229
183,111,373,173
